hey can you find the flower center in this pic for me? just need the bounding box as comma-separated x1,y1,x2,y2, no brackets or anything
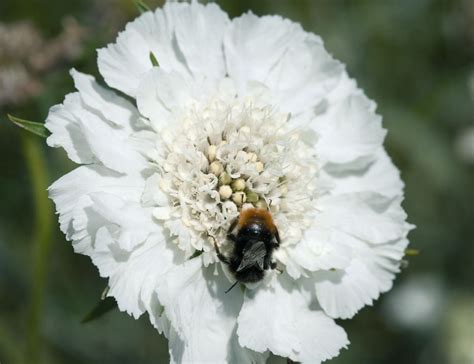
147,84,319,265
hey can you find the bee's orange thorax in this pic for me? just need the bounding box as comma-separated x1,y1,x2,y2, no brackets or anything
238,208,276,233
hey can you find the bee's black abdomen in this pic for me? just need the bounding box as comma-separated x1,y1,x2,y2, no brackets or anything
234,267,264,283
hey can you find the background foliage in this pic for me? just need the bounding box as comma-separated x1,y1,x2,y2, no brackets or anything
1,0,473,363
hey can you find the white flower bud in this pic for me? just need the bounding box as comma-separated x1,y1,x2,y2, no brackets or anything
219,185,232,200
207,144,217,162
232,191,246,206
231,178,246,191
210,161,224,176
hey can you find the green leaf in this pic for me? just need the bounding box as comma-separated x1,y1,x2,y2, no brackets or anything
134,0,151,14
81,297,118,324
7,114,49,138
149,51,160,67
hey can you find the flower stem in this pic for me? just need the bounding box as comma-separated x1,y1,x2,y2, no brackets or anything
21,133,54,363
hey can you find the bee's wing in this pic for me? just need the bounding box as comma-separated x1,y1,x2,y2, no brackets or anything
237,241,266,272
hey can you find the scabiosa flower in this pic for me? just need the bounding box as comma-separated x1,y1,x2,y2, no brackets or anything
46,2,413,363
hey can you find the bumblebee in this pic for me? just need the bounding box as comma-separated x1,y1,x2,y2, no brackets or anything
213,207,280,291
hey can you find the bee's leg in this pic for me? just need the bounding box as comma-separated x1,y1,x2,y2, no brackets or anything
264,254,276,270
270,262,283,273
227,218,238,243
227,218,238,235
264,256,271,270
208,234,230,265
274,228,281,246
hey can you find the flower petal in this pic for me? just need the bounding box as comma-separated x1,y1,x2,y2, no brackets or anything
312,236,409,319
224,12,306,94
313,94,386,167
45,93,95,165
156,258,261,363
237,275,348,364
97,10,188,96
321,148,404,198
48,165,144,250
266,33,343,117
70,69,138,128
136,69,193,130
88,192,158,251
46,77,146,173
164,1,229,80
98,2,228,97
73,108,144,174
317,192,410,244
92,232,184,320
287,228,353,277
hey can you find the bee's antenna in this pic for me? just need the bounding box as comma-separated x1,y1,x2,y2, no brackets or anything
225,281,239,294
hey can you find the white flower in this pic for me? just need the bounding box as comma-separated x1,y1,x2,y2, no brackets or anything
46,2,413,363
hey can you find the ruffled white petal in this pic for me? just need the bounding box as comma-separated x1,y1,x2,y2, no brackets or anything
237,275,348,364
317,192,410,244
92,232,183,320
224,12,306,94
228,327,269,364
46,74,146,174
70,69,138,128
321,148,404,198
266,33,343,117
97,11,187,96
98,2,229,97
136,68,219,131
312,236,409,319
88,192,158,251
76,111,145,174
45,93,96,165
49,162,180,320
312,94,386,167
156,258,261,363
287,228,353,277
163,1,229,80
136,69,193,130
48,165,144,251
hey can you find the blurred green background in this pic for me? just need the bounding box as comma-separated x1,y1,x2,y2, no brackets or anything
1,0,473,363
